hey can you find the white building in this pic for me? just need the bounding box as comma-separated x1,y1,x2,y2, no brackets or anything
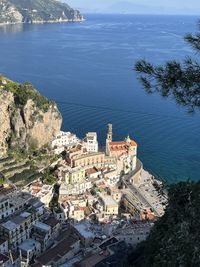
99,194,119,216
85,132,98,153
52,131,80,154
72,222,95,246
0,185,31,221
19,239,41,260
59,180,92,196
25,182,53,207
0,196,13,221
67,205,85,222
103,169,120,187
0,211,39,250
33,222,52,252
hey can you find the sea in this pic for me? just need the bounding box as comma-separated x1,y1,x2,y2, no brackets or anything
0,14,199,183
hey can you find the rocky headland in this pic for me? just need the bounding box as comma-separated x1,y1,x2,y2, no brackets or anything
0,76,62,157
0,0,83,25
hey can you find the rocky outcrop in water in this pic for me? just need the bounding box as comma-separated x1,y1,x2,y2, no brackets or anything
0,76,62,157
0,0,83,25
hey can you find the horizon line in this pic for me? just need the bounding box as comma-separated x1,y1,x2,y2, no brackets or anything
80,12,200,17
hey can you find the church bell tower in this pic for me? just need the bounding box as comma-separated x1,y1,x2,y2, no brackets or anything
107,123,113,142
106,123,113,155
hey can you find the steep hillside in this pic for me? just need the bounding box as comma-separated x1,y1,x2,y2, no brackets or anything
0,0,83,24
129,181,200,267
0,76,62,157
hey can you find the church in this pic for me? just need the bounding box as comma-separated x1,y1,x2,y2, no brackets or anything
106,124,137,172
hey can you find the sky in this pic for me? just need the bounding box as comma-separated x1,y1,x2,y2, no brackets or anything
66,0,200,15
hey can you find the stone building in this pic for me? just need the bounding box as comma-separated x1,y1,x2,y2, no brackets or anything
63,167,85,184
105,124,137,172
73,152,105,168
99,194,119,216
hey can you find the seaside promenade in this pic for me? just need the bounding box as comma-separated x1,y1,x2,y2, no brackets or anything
122,159,165,217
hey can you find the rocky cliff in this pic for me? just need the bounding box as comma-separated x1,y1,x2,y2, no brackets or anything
0,0,83,24
0,76,62,157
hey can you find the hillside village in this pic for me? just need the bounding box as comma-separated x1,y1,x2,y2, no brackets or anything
0,124,167,267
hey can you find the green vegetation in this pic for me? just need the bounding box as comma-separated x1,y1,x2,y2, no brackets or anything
135,22,200,113
2,160,17,168
5,145,60,187
7,139,58,164
28,138,39,154
8,146,29,161
9,168,40,186
2,77,54,112
42,167,57,185
0,178,5,184
129,181,200,267
0,75,62,163
0,173,5,184
2,162,30,175
132,20,200,267
0,0,82,24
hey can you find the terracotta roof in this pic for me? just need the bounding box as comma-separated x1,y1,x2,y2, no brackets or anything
130,140,137,146
31,182,42,187
110,146,126,152
109,140,137,147
31,189,41,194
74,206,85,212
109,141,126,146
86,167,99,174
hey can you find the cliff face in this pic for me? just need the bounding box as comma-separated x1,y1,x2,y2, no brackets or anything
0,77,62,157
0,0,83,25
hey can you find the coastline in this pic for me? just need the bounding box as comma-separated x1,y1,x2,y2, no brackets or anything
122,161,167,218
0,17,85,26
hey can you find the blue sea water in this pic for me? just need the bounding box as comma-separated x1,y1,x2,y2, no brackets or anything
0,14,200,183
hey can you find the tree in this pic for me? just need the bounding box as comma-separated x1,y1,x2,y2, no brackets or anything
135,22,200,112
131,21,200,267
128,181,200,267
